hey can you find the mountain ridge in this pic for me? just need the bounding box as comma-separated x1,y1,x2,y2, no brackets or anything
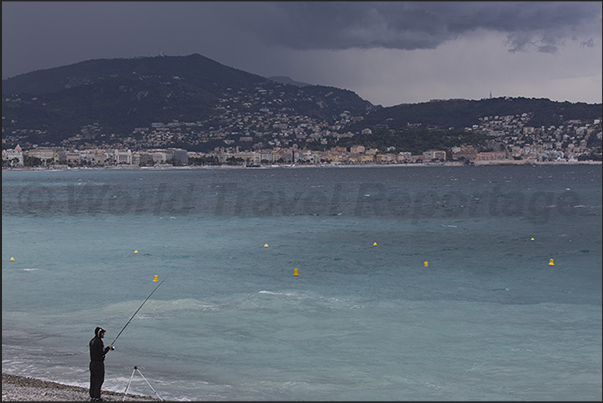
2,54,377,145
2,54,601,154
268,76,312,87
1,54,269,94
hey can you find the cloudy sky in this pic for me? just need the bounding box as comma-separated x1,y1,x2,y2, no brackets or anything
2,1,601,107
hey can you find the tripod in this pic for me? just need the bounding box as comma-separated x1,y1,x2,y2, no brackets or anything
122,366,163,401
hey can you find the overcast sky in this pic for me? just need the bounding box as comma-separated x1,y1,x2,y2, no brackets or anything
2,1,602,107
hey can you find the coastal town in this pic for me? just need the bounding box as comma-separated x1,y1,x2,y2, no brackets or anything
3,94,602,168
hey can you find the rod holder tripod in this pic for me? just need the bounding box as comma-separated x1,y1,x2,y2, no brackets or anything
122,366,163,401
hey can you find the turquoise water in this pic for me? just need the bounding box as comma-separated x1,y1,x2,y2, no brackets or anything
2,165,602,400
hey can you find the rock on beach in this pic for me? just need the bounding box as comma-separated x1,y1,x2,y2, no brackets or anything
2,373,160,401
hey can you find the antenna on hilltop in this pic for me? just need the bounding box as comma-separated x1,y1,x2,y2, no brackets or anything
489,90,492,99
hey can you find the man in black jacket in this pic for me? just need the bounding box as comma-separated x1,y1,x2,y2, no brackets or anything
89,327,114,401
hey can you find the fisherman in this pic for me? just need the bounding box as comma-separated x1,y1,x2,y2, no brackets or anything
89,327,114,401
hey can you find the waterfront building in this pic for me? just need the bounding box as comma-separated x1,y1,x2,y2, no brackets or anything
26,148,56,164
3,145,24,166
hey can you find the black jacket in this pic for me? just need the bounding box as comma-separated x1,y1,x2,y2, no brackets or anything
89,336,111,362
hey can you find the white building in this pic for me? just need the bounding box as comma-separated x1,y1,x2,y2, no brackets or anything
113,149,132,165
3,145,24,166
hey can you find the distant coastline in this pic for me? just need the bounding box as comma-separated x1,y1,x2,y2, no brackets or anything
2,159,601,172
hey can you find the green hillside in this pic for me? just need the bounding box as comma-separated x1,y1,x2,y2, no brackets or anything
2,54,376,144
349,97,602,131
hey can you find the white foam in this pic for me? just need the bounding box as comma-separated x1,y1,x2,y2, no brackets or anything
258,290,295,297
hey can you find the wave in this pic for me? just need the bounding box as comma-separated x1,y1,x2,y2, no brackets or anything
258,290,296,297
257,290,363,311
82,298,224,319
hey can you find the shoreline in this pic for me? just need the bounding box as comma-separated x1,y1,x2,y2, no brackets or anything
2,373,161,401
3,159,602,172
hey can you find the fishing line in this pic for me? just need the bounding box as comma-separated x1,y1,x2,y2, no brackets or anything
110,274,169,346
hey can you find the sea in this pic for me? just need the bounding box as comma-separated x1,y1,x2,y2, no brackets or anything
2,164,602,401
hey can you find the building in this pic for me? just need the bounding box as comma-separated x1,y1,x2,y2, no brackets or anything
423,150,447,161
148,150,168,164
113,149,132,165
133,151,156,166
27,148,56,164
350,145,366,154
233,151,261,165
3,145,24,166
80,151,96,165
94,151,110,165
375,153,396,163
166,148,189,165
57,150,81,165
295,150,316,163
397,152,412,162
351,154,375,163
451,146,477,161
475,151,508,161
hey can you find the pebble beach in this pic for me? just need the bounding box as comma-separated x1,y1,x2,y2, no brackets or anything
2,373,161,401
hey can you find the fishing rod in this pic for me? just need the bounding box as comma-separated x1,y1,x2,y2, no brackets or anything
110,274,169,346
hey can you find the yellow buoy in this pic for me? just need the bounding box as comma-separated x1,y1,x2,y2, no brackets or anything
153,275,159,282
373,242,378,246
264,243,269,248
134,250,139,254
531,238,534,241
424,261,428,267
548,259,554,266
10,257,15,262
293,268,299,276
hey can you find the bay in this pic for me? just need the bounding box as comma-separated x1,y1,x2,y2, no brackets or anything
2,165,601,400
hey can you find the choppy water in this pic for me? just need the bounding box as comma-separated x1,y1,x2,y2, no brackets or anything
2,165,602,400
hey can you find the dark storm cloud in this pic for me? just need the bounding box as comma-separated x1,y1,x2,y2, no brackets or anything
239,1,601,54
2,1,601,105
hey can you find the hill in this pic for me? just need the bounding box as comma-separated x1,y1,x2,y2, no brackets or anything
2,54,600,155
348,97,602,132
268,76,312,87
2,54,376,145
